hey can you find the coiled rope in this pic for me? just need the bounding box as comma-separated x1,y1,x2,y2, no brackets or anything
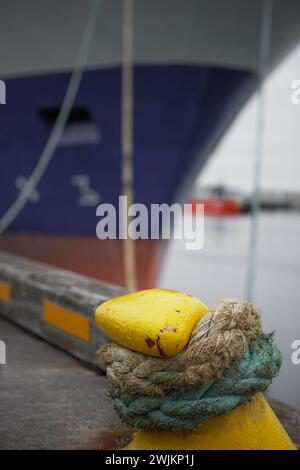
99,299,281,431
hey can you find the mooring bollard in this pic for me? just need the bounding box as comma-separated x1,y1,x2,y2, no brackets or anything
95,289,296,450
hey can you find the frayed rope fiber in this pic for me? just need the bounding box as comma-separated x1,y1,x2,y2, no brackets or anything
98,299,282,431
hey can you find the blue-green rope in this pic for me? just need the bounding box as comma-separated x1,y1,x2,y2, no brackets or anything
110,334,281,431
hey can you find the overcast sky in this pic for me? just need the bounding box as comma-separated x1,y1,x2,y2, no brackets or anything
199,45,300,194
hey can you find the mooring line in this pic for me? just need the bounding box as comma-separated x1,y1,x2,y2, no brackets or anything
121,0,137,292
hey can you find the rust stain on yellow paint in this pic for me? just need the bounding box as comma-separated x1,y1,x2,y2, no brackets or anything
43,300,90,342
95,289,208,357
0,281,11,302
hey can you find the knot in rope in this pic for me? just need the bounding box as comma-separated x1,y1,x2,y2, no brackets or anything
98,299,281,431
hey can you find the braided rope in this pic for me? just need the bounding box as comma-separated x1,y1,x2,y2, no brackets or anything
99,299,262,396
110,335,281,431
98,299,281,430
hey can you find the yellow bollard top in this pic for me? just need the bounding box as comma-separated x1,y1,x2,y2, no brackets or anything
95,288,208,357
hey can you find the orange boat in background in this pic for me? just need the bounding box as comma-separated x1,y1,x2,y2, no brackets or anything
188,197,241,217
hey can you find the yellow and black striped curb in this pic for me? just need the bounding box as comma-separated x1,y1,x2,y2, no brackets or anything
0,250,125,367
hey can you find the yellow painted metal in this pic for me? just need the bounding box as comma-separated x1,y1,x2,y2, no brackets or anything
95,289,296,449
43,300,90,342
95,288,208,357
126,393,296,450
0,281,11,302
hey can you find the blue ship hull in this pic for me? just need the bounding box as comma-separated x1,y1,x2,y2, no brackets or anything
0,65,256,286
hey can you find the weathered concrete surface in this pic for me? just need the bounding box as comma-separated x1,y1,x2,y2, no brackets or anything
0,250,126,367
0,318,299,450
0,318,130,450
269,399,300,450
